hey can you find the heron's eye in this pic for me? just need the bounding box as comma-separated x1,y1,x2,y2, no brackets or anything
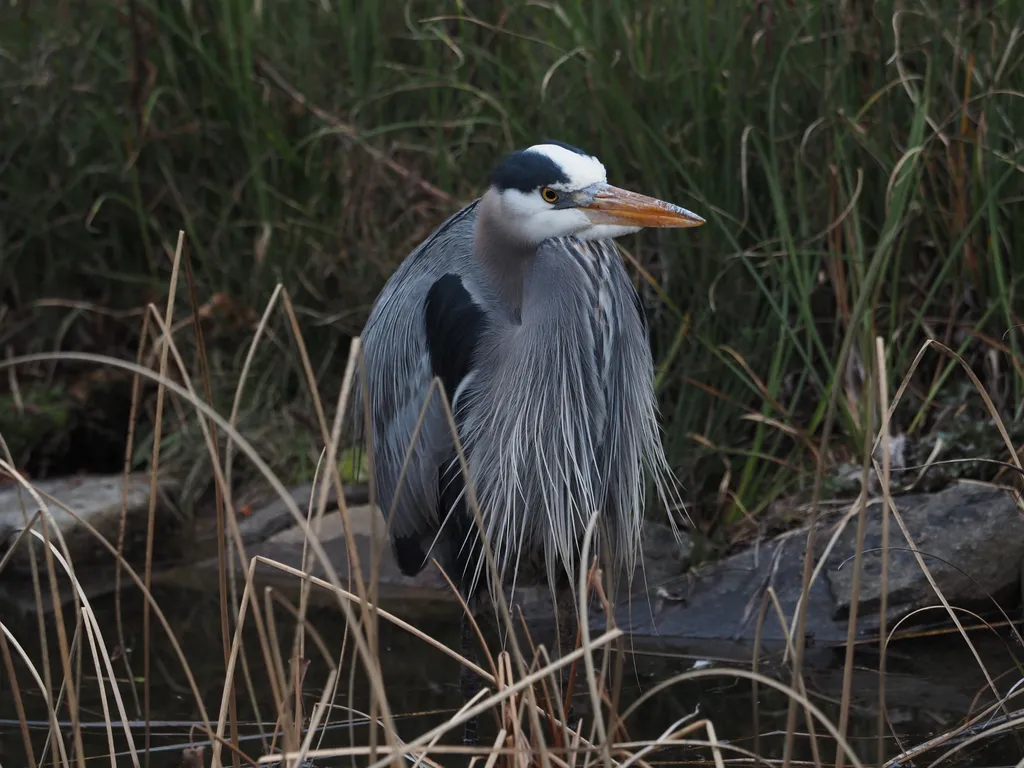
540,187,559,204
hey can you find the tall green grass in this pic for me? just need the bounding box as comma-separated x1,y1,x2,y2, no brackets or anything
2,0,1022,534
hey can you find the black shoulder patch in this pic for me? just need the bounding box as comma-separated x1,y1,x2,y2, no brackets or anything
490,149,571,193
424,273,487,404
424,274,488,600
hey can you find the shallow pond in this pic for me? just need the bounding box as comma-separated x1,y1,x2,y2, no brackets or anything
1,584,1022,767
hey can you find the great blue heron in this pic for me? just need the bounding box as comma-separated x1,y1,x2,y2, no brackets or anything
354,141,704,741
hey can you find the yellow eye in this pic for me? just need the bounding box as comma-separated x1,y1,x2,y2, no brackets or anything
540,187,559,204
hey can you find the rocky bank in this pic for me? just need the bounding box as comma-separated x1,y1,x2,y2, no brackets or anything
2,474,1022,649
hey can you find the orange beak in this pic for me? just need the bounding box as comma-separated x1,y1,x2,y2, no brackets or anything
581,184,705,229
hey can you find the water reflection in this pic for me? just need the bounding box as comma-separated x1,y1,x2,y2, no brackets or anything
0,585,1020,767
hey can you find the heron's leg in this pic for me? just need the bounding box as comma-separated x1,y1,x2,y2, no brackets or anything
555,585,580,728
459,610,483,745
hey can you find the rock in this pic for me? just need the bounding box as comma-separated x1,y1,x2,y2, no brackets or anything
823,483,1024,625
612,527,849,650
164,507,693,624
159,502,457,614
232,482,337,547
182,481,373,564
616,483,1024,651
229,481,370,546
0,473,180,576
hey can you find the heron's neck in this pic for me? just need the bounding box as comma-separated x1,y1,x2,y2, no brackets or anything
473,192,533,314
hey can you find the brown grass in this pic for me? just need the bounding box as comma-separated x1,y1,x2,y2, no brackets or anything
1,231,1024,767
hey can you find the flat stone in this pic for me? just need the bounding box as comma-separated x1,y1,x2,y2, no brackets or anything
612,529,849,649
0,473,179,576
182,481,372,565
615,484,1024,650
167,505,694,622
228,481,371,547
823,483,1024,625
233,483,338,546
159,503,457,614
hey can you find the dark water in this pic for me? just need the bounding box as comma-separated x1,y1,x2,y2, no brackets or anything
1,584,1022,767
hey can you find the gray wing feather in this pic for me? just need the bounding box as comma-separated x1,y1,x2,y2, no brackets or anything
351,201,480,552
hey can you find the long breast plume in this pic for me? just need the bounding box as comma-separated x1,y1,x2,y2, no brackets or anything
455,235,682,604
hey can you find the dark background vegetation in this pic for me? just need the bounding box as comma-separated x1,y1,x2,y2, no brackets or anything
2,0,1022,551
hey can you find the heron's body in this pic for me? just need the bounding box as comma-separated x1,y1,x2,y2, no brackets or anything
358,198,667,602
351,142,703,741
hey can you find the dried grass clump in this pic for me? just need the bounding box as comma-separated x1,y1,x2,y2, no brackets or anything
2,232,1023,767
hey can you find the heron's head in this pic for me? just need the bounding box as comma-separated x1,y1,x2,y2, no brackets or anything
484,141,705,246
